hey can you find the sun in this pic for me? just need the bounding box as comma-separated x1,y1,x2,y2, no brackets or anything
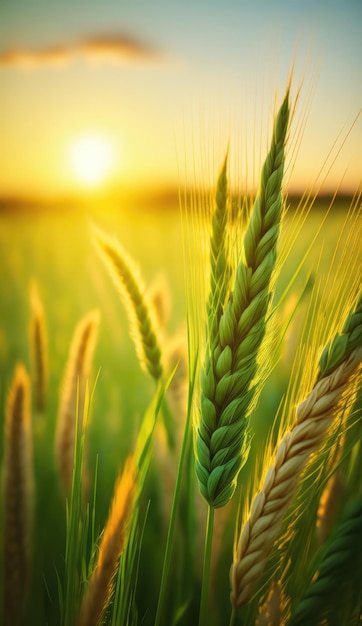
70,134,114,186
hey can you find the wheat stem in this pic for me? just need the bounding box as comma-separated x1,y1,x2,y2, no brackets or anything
198,505,215,626
154,356,197,626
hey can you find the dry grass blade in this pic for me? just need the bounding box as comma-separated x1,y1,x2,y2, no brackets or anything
2,363,34,626
77,455,137,626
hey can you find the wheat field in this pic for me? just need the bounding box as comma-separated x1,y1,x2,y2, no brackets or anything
0,91,361,626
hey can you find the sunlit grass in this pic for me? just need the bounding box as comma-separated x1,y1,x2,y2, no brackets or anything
0,94,360,626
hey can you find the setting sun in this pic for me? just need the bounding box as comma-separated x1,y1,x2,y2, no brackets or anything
70,134,114,186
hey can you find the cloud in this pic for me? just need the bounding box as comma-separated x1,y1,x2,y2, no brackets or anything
0,33,163,69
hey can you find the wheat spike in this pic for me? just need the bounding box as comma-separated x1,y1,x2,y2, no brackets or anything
196,90,290,508
318,293,362,380
207,151,231,337
55,309,100,495
77,456,137,626
2,364,34,626
94,228,163,381
288,495,362,626
230,346,362,608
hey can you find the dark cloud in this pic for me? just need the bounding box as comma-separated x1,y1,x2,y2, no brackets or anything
0,33,162,68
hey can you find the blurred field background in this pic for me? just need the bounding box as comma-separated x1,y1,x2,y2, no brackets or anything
0,193,358,624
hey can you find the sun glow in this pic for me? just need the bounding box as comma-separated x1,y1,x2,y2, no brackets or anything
70,134,114,186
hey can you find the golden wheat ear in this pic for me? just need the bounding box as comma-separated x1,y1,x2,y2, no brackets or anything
230,344,361,609
77,455,137,626
2,363,34,626
55,309,100,496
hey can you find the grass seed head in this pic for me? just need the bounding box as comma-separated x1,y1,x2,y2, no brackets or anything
55,309,100,495
2,363,34,626
77,455,137,626
29,281,48,413
94,227,163,381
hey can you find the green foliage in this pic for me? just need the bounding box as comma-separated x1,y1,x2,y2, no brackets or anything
61,388,92,626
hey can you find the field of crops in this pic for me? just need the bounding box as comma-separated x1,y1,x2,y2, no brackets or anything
0,183,361,626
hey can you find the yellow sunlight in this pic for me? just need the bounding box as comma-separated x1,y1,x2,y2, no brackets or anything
70,134,114,186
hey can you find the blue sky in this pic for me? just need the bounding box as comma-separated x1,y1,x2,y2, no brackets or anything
1,0,361,197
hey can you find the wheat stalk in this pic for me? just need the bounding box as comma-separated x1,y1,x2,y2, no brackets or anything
2,363,34,626
94,227,163,381
230,346,362,609
288,495,362,626
55,309,100,495
77,455,137,626
196,90,290,508
29,282,48,413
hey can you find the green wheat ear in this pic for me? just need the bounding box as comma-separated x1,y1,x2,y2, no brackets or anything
318,293,362,380
288,495,362,626
94,227,163,381
195,89,290,508
207,151,231,336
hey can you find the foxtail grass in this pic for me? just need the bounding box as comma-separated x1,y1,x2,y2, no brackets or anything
2,364,34,626
230,332,361,610
29,282,48,413
77,455,137,626
55,309,100,495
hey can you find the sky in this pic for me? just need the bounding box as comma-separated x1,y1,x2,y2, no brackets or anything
0,0,361,200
